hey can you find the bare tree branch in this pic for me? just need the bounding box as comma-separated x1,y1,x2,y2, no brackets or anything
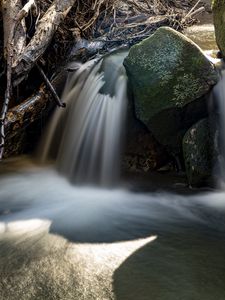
36,63,66,108
2,0,26,60
0,0,27,159
0,0,75,158
12,0,77,84
16,0,38,23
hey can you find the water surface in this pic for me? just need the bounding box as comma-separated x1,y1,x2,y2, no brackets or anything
0,160,225,300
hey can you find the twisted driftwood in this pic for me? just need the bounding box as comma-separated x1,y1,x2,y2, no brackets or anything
0,0,76,159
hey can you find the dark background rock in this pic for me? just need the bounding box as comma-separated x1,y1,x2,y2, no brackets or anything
123,98,170,173
183,118,214,187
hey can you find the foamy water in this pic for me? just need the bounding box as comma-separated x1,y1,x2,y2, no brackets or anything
0,164,225,299
210,68,225,188
0,165,225,242
41,51,128,186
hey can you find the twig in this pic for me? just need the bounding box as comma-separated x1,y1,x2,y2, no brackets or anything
81,0,105,31
183,0,201,20
187,7,205,19
17,0,37,22
36,63,66,108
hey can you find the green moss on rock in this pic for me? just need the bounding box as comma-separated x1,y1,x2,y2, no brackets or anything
124,27,218,151
212,0,225,57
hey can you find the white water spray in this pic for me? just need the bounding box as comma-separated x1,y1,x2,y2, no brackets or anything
41,51,128,186
210,66,225,187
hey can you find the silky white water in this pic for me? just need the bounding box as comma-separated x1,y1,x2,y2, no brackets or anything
41,51,128,186
210,67,225,187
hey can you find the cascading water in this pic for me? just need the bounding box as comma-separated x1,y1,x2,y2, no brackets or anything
210,65,225,187
41,51,128,186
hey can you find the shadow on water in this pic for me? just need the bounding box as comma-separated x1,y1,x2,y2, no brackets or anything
113,230,225,300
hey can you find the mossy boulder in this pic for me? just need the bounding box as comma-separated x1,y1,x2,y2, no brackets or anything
212,0,225,57
183,118,214,187
124,27,218,153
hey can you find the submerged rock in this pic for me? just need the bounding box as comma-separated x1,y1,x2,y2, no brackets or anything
124,26,218,153
212,0,225,57
183,118,214,187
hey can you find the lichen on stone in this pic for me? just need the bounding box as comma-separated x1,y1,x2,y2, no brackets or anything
173,74,203,106
124,26,218,151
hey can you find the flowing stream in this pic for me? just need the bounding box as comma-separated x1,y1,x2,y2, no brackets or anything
211,67,225,187
41,51,128,186
0,32,225,300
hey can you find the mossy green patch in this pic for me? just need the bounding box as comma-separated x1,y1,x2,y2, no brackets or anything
212,0,225,57
124,26,218,150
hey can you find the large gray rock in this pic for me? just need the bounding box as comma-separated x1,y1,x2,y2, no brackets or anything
124,26,218,153
183,118,214,187
212,0,225,57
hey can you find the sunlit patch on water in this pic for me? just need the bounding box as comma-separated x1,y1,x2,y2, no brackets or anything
0,219,51,235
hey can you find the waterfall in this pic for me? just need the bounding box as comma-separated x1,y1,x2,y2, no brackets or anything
41,51,128,186
210,66,225,187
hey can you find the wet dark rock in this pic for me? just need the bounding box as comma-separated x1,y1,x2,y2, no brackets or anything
183,118,214,187
123,115,170,173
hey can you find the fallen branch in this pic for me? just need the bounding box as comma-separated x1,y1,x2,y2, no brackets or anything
0,61,12,159
4,85,50,158
183,0,201,20
16,0,38,22
36,63,66,108
187,7,205,19
0,0,75,159
0,0,26,159
12,0,77,84
2,0,26,59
